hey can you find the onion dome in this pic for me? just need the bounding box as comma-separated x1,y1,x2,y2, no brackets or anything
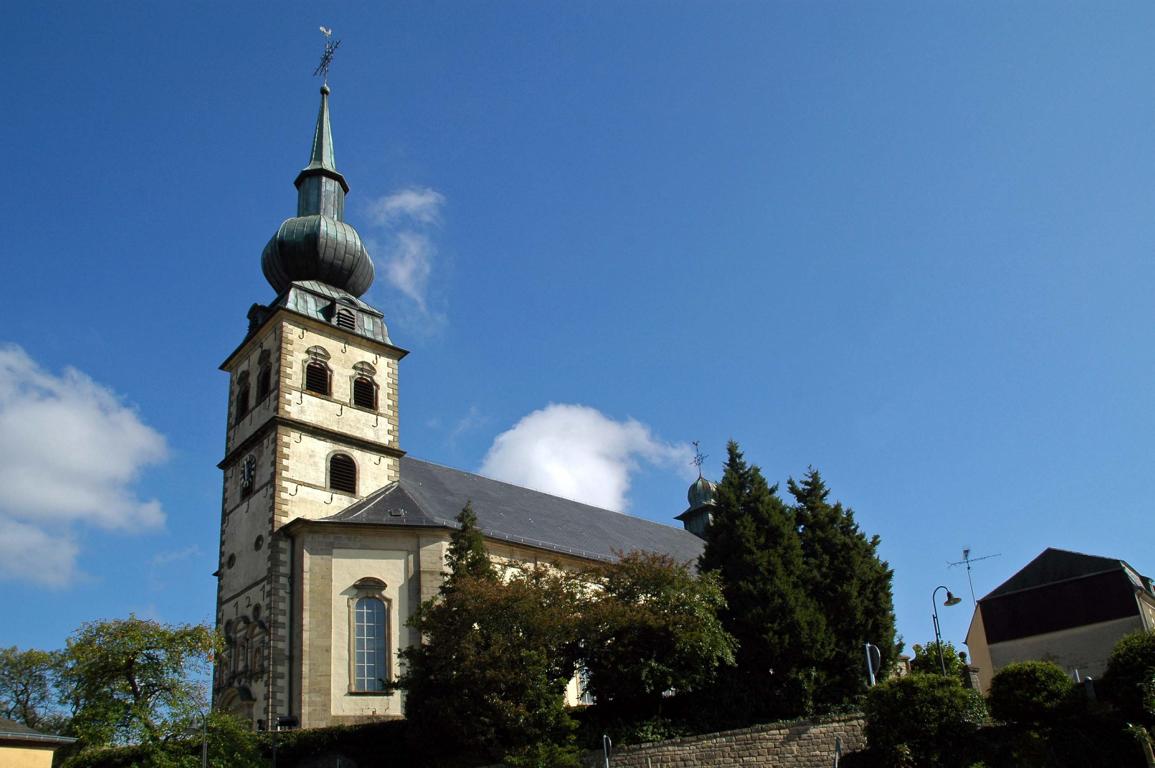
688,475,717,509
262,85,374,298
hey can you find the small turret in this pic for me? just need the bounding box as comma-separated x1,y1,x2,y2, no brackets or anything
676,472,716,539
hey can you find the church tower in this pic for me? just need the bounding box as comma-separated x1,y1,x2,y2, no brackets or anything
213,84,407,727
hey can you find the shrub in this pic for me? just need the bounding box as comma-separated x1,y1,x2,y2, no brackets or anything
988,660,1074,728
864,673,985,767
1102,630,1155,726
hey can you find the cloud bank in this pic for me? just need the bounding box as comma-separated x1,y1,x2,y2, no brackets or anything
0,344,168,585
367,187,445,314
479,403,691,512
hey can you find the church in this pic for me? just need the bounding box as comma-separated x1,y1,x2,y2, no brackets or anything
212,83,715,730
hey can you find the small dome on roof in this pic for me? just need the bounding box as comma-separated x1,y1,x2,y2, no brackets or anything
261,215,374,297
688,475,717,508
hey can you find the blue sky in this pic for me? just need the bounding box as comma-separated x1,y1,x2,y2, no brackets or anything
3,2,1155,667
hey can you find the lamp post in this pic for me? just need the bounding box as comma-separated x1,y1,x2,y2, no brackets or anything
931,585,962,675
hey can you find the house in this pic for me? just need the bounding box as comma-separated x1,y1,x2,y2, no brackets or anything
965,547,1155,692
212,84,708,729
0,718,75,768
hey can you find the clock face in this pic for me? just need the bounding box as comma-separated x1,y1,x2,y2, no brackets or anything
241,456,256,492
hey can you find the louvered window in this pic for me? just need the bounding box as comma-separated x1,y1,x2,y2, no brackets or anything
256,366,271,401
352,376,377,410
234,376,250,424
305,362,330,395
330,454,357,495
336,309,356,331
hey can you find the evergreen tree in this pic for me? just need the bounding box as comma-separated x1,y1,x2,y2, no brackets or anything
789,468,896,709
699,441,826,722
395,504,581,766
444,501,495,584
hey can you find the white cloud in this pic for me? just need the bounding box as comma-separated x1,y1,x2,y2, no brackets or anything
385,231,435,311
368,187,445,226
0,518,79,587
366,187,446,316
0,344,168,584
479,403,692,512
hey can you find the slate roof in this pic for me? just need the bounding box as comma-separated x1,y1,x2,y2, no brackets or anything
319,456,705,565
982,548,1133,600
0,717,76,745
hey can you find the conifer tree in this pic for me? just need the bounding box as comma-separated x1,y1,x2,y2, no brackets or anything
444,501,495,584
789,468,896,709
700,441,827,722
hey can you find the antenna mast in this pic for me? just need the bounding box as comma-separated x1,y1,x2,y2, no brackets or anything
948,547,1001,605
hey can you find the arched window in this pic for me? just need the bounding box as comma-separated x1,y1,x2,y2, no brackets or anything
234,373,251,424
329,454,357,495
305,361,330,395
352,376,377,410
353,596,387,692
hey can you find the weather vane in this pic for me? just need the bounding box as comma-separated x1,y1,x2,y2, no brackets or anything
691,441,707,477
314,26,341,84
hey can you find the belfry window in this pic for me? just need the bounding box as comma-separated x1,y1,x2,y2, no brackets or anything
353,596,387,692
352,376,377,410
234,373,251,424
305,361,330,396
329,454,357,495
336,308,356,332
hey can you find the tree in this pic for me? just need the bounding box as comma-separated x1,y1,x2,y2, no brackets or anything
864,673,986,768
395,504,582,766
788,468,897,709
444,500,493,581
58,616,217,747
988,660,1074,728
1102,629,1155,727
0,646,66,732
580,551,735,721
699,441,826,722
910,640,970,682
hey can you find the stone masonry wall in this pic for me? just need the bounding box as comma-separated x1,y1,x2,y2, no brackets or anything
580,716,865,768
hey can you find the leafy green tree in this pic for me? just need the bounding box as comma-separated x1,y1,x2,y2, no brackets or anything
988,660,1074,728
864,673,986,768
788,468,896,709
58,617,217,747
910,640,970,682
699,441,826,721
580,551,735,720
1102,629,1155,727
0,646,67,732
396,505,582,766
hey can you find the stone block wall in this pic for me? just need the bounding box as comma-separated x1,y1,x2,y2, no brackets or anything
582,716,865,768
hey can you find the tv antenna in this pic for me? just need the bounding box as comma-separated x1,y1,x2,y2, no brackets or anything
314,26,341,84
948,548,1001,605
690,441,707,477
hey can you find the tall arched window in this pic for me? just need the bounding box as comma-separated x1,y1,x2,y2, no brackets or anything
329,454,357,495
234,373,251,424
305,361,330,395
352,376,377,410
353,596,387,692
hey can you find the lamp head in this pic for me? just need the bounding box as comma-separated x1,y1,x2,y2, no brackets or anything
944,591,962,607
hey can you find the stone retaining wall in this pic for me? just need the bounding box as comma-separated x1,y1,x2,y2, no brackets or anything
582,715,865,768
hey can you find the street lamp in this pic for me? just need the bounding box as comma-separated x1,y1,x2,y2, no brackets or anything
931,585,962,675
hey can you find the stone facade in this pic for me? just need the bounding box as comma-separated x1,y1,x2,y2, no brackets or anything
579,717,866,768
215,304,405,727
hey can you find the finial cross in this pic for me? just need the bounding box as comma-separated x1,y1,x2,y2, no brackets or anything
314,26,341,83
691,441,707,477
